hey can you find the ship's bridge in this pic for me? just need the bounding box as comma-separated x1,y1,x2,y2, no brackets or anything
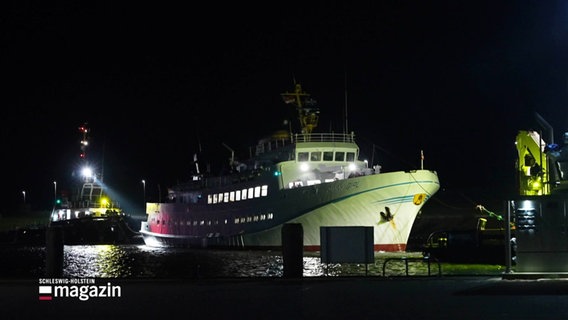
275,132,373,189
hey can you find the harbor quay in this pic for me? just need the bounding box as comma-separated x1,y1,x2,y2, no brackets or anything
2,276,568,319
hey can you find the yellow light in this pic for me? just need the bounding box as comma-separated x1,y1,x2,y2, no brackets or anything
529,179,541,190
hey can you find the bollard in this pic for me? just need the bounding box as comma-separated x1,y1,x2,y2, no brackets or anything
46,226,64,277
281,223,303,278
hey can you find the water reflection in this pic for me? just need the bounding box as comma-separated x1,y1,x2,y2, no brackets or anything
64,245,135,278
62,246,445,278
0,244,507,279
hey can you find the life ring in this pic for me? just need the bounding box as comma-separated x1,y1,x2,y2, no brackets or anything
413,193,426,205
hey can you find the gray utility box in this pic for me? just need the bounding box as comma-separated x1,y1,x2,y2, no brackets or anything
320,226,374,264
514,196,568,272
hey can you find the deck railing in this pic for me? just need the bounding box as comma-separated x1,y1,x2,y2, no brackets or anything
293,132,355,143
255,132,356,155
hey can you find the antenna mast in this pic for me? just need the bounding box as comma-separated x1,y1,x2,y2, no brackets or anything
281,82,319,134
344,73,349,134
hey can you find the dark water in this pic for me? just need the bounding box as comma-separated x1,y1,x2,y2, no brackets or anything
0,244,507,279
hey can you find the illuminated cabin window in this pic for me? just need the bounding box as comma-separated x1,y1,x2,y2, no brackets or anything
310,151,321,161
224,219,228,224
323,151,333,161
246,216,252,222
200,220,205,225
214,220,219,225
346,152,355,162
193,221,198,226
234,218,239,224
261,185,268,196
298,152,309,161
207,220,211,226
335,152,345,161
205,185,269,205
260,214,266,220
268,213,274,219
253,215,259,221
307,180,321,186
186,221,191,226
289,181,303,188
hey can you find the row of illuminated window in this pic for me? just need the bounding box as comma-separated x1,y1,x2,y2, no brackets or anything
234,213,274,224
152,212,275,227
289,178,336,188
298,150,356,162
207,185,268,204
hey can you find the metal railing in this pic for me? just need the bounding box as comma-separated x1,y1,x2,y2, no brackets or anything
382,256,442,277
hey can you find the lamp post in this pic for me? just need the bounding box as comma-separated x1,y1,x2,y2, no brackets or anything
22,191,26,204
142,179,146,202
53,181,57,202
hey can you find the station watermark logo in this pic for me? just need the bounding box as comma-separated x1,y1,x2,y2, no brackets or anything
38,278,122,301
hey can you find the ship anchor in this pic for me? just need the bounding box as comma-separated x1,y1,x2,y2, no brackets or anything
379,207,394,222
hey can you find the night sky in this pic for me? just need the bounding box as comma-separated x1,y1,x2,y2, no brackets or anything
3,1,567,215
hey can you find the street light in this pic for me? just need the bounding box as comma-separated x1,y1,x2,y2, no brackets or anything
142,179,146,201
22,191,26,204
53,181,57,202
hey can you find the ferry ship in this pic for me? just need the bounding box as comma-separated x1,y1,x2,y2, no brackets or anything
140,82,440,251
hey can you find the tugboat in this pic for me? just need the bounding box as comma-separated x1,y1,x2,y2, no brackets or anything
49,124,140,245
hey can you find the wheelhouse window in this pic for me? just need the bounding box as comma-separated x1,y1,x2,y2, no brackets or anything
346,152,355,162
310,151,322,161
298,152,309,162
323,151,333,161
335,152,345,161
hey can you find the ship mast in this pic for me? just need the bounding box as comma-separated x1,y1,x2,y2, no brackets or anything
77,123,103,204
78,123,96,183
79,123,89,164
281,82,320,134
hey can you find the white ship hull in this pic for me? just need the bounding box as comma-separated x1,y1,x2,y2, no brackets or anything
140,170,439,251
